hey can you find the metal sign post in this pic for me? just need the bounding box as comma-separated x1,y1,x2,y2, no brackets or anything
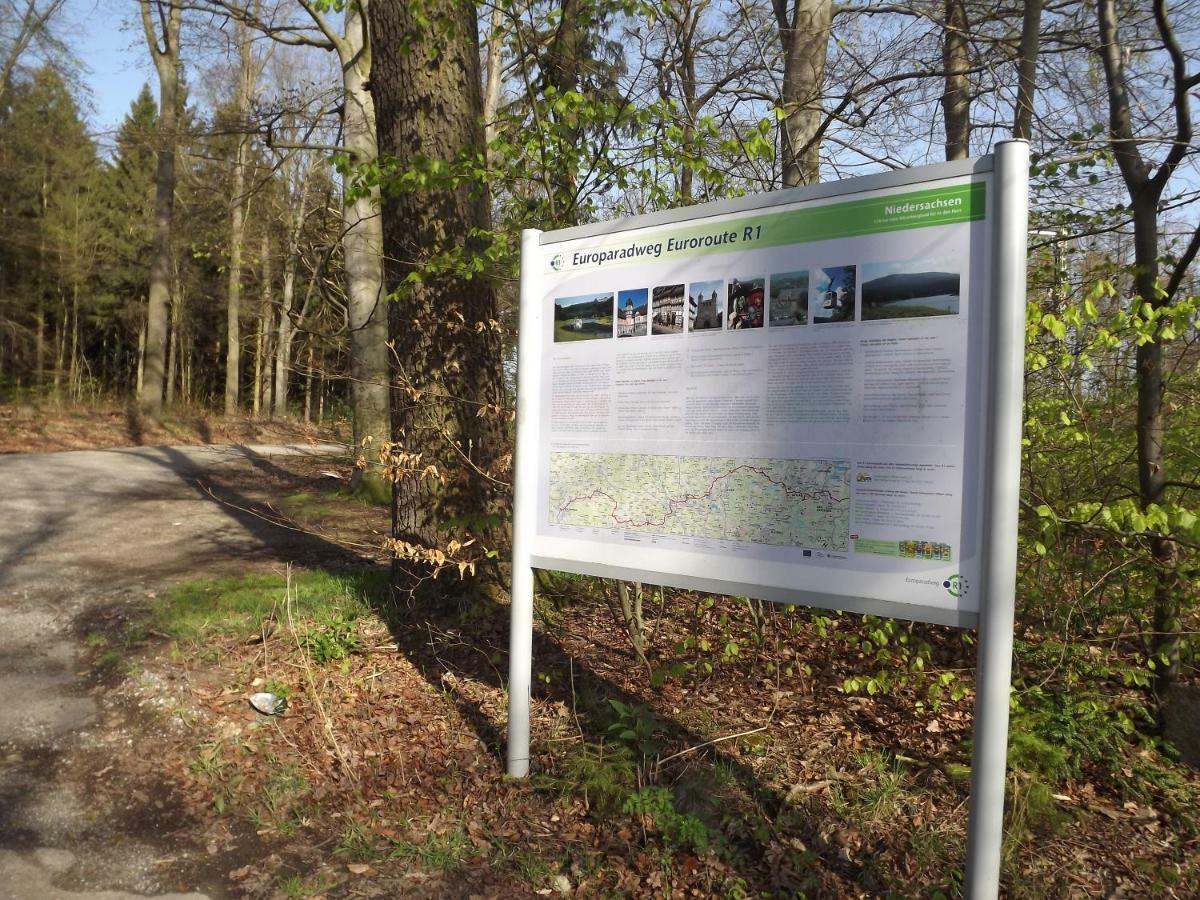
507,227,544,778
963,139,1029,898
506,144,1029,897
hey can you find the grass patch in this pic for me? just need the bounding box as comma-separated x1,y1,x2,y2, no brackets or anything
489,838,555,885
536,741,636,816
255,763,310,830
828,750,909,825
276,873,335,898
150,569,387,644
389,828,475,873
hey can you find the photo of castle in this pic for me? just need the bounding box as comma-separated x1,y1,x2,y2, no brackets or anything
616,288,648,337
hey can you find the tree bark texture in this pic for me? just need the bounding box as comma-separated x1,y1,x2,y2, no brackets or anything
773,0,832,187
295,0,390,476
137,0,181,417
1013,0,1043,140
342,1,390,476
941,0,970,159
273,168,312,418
369,0,506,572
224,21,258,417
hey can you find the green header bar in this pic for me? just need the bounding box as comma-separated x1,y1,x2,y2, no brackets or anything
554,181,986,273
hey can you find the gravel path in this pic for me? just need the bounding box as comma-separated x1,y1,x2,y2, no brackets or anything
0,443,345,900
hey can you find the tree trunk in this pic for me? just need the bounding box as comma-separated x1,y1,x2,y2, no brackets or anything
543,0,583,214
167,274,182,406
775,0,832,187
138,0,182,417
1013,0,1043,140
1096,0,1196,689
482,1,503,158
303,340,314,423
1132,196,1180,681
941,0,970,160
342,1,390,482
370,0,506,584
53,294,65,400
68,275,79,400
224,22,256,418
253,233,270,417
294,0,389,475
225,178,245,416
274,170,312,419
34,305,44,391
274,257,294,419
136,315,146,396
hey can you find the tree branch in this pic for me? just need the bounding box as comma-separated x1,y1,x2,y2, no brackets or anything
1149,0,1196,194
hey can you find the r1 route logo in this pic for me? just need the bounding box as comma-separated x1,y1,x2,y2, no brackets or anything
943,574,969,598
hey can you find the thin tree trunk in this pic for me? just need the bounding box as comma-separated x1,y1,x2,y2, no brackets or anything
138,0,182,417
303,340,314,423
1013,0,1043,140
136,315,146,396
774,0,832,187
167,275,182,406
274,174,311,419
274,266,294,419
297,0,389,478
342,3,389,482
34,306,44,391
1096,0,1195,688
483,1,503,158
68,277,79,400
262,235,275,415
53,293,65,400
942,0,970,160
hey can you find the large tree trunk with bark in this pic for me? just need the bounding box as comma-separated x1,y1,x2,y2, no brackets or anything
774,0,831,187
369,0,506,591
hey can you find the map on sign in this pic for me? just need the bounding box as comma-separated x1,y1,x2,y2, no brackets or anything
548,453,851,549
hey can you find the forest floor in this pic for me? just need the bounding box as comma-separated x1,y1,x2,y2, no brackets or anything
1,434,1198,898
0,400,339,455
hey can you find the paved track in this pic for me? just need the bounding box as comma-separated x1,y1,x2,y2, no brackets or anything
0,443,343,900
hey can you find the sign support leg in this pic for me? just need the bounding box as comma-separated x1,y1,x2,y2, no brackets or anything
507,228,543,778
506,562,534,776
964,139,1029,899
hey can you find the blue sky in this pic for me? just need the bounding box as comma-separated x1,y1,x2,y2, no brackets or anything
65,0,156,148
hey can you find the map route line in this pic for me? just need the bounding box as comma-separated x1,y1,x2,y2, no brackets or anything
554,462,848,530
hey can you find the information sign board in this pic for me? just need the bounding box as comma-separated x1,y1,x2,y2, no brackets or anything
508,144,1028,900
528,164,994,627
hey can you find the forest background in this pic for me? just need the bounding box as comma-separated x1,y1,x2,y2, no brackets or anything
1,0,1199,895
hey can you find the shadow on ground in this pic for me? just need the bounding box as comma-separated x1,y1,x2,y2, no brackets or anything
142,445,893,896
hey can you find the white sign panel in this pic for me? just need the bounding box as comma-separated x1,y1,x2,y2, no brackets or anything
524,166,994,627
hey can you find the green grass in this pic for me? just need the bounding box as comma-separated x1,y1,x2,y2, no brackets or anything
150,569,387,643
280,491,342,519
276,874,335,898
553,317,613,342
389,828,475,873
828,750,909,825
